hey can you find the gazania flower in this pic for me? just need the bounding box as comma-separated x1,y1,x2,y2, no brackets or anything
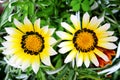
56,12,118,67
2,17,57,73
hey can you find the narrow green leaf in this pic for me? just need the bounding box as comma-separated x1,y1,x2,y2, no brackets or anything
0,5,13,29
28,1,34,16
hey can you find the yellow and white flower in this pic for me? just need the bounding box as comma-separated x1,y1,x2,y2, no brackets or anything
2,17,57,73
56,12,118,67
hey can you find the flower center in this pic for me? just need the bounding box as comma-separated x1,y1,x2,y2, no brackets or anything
73,28,98,52
21,31,44,55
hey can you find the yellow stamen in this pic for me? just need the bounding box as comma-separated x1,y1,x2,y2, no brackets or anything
25,35,43,52
75,32,94,50
73,28,98,52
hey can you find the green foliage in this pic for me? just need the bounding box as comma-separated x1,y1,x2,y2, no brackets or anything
70,0,94,12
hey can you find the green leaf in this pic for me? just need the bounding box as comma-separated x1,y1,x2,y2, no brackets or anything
68,70,75,80
0,5,13,29
28,1,34,16
81,0,90,11
37,69,46,80
70,0,82,11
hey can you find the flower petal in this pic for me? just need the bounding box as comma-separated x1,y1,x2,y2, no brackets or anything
21,60,30,71
49,37,57,45
99,36,118,42
58,41,73,47
70,15,80,30
59,44,74,54
82,12,90,28
98,42,117,49
94,48,109,62
2,48,14,55
61,22,75,33
96,23,110,32
41,25,48,35
23,16,33,31
64,49,77,63
5,28,22,36
89,52,99,66
14,19,24,29
56,31,73,40
87,16,98,29
40,52,51,66
49,47,57,56
83,53,90,67
34,18,40,32
32,57,40,74
76,52,83,67
47,28,56,36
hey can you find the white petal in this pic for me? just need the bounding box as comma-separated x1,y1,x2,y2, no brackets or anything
89,52,99,66
115,41,120,59
72,59,75,68
9,55,17,65
56,31,73,40
64,49,77,63
32,61,40,74
21,60,30,71
41,54,51,66
97,17,104,26
4,36,12,41
99,31,114,37
41,25,48,34
24,17,32,26
15,58,22,67
47,28,56,36
61,22,75,33
49,47,57,56
94,48,109,62
14,19,23,29
98,42,117,49
59,45,74,54
70,15,80,30
76,52,83,67
5,28,17,35
98,61,120,75
106,31,114,36
34,18,40,28
58,41,72,47
88,16,98,29
82,12,90,28
49,37,57,45
2,48,14,55
83,53,90,67
97,23,110,31
100,36,118,42
2,41,12,48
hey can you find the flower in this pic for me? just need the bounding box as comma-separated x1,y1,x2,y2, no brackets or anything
2,17,57,73
96,47,115,67
56,12,118,67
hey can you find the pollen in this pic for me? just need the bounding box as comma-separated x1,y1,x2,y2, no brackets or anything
73,28,98,52
21,31,44,55
25,35,42,52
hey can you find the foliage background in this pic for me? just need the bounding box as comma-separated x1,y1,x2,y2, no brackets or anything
0,0,120,80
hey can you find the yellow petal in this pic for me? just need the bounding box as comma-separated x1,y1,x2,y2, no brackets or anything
61,22,75,33
56,31,73,40
83,53,90,67
76,52,83,67
70,15,81,30
82,12,90,28
94,48,109,61
89,52,99,66
64,49,77,63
